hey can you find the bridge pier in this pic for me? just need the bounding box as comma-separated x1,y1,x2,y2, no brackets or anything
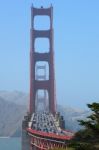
22,129,30,150
22,114,31,150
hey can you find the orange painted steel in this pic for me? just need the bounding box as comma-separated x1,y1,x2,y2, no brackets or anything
27,128,73,140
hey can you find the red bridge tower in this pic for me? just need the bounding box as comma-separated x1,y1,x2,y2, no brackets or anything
30,5,56,114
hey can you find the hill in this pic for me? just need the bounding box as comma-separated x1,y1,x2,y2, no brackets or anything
0,90,28,106
0,96,26,137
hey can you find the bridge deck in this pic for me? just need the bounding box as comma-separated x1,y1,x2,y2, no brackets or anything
27,112,73,141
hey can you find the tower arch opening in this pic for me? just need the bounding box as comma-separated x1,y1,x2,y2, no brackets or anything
35,61,49,81
35,89,49,112
34,38,49,53
34,16,50,30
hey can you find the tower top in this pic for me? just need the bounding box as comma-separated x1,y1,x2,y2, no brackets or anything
31,4,53,9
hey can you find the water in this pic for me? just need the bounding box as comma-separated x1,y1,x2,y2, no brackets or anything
0,137,21,150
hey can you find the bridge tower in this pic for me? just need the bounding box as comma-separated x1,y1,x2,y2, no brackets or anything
30,5,56,114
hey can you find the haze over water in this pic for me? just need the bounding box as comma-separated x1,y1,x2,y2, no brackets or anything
0,138,21,150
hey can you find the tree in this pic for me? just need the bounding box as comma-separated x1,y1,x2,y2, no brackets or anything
78,103,99,140
70,102,99,150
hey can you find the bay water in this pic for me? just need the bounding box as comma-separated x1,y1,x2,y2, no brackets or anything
0,137,21,150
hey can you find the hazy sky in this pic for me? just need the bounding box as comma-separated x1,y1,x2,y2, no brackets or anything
0,0,99,108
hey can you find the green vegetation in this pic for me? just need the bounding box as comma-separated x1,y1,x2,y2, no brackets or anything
52,102,99,150
70,102,99,150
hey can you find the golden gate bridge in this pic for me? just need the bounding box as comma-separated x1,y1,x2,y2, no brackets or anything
22,5,73,150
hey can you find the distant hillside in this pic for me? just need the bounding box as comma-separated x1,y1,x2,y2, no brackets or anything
0,91,90,137
0,96,26,137
0,90,29,106
58,105,90,131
